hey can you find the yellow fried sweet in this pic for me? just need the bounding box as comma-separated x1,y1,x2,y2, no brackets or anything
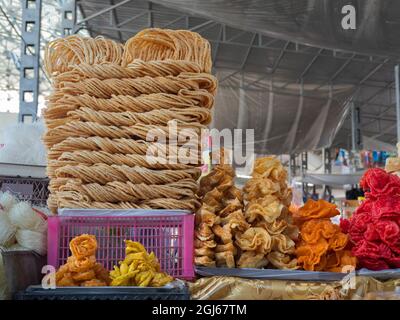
110,270,139,286
110,241,173,287
151,272,173,287
125,240,146,254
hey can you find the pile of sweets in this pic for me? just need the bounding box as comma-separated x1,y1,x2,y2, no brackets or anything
294,199,356,272
55,234,110,286
194,150,247,267
110,241,173,287
341,168,400,270
43,29,217,213
237,157,298,269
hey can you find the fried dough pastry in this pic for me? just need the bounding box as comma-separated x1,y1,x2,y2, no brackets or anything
219,198,242,217
69,234,97,259
220,209,250,233
212,224,233,244
195,256,216,267
195,205,220,226
294,199,339,222
215,251,235,268
215,242,237,255
267,252,298,270
295,200,356,272
237,251,268,268
56,234,110,287
194,239,216,249
235,227,272,254
271,234,296,254
245,196,283,223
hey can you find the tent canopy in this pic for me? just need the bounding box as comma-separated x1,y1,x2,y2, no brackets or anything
75,0,400,153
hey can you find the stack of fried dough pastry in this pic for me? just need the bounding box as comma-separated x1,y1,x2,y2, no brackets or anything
42,29,217,213
238,157,298,269
56,234,110,286
294,199,356,272
194,151,248,268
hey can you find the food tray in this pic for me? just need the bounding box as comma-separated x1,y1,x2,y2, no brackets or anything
15,281,190,300
195,267,400,281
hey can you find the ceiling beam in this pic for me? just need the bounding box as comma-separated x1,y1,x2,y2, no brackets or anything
77,0,133,25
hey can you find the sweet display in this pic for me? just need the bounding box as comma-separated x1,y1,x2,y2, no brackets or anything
341,168,400,270
42,29,217,213
240,157,298,269
110,240,173,287
194,151,247,268
55,234,110,286
294,199,356,271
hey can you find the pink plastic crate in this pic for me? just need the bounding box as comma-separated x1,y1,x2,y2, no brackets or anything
47,214,194,279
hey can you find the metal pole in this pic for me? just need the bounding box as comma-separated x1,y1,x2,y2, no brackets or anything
395,65,400,141
19,0,42,122
350,101,357,152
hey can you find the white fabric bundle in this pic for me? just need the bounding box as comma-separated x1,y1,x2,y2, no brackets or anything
8,202,47,233
0,192,17,212
15,230,47,256
0,120,46,166
0,211,16,246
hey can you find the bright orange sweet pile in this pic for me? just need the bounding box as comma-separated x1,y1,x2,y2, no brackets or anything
294,200,356,272
55,234,110,286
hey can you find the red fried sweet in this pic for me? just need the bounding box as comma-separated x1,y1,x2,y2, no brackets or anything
342,169,400,270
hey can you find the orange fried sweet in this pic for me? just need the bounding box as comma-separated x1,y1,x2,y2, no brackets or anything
295,200,357,272
55,234,110,287
69,234,97,259
294,199,339,222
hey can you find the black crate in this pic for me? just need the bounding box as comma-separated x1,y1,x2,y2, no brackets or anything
15,283,191,300
0,176,49,207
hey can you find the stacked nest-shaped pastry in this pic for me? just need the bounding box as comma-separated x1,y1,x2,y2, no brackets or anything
42,29,217,213
238,157,298,269
194,161,248,268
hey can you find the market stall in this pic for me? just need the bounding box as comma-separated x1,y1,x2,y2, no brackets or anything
1,0,400,302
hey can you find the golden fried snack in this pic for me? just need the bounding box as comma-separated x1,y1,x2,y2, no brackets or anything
271,234,296,254
43,29,217,213
256,219,287,235
82,279,107,287
196,223,214,241
69,234,97,259
215,242,237,255
194,247,215,258
237,251,268,268
267,252,298,270
220,209,249,233
93,263,111,285
215,251,235,268
71,269,96,282
212,224,233,244
235,227,272,254
194,256,216,267
67,255,96,272
57,273,78,287
194,239,217,249
218,198,243,218
195,205,220,226
245,196,283,223
123,28,212,73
